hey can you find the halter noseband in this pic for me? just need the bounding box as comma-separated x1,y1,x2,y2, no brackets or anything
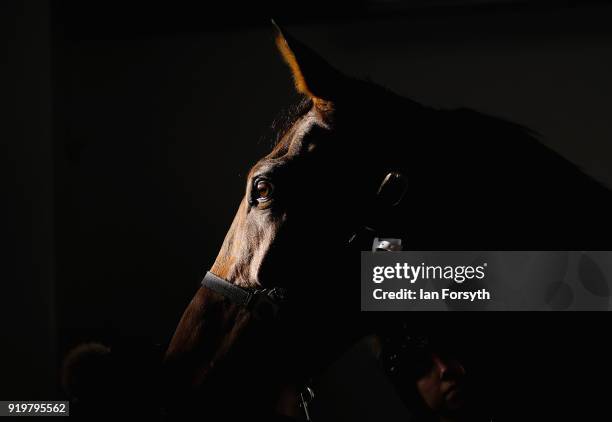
200,271,288,320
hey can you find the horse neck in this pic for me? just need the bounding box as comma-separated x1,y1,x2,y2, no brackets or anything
383,108,612,248
163,286,305,418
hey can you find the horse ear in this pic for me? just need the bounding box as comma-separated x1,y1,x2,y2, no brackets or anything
272,20,345,104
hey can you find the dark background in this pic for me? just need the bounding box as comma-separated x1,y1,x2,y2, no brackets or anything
3,0,612,418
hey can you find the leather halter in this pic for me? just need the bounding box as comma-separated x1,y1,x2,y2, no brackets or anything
200,271,288,320
199,171,408,317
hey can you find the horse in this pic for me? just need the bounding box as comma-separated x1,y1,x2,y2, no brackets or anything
160,21,612,420
70,23,612,421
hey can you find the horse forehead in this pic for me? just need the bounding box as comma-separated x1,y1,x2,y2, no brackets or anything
285,111,324,154
250,113,329,175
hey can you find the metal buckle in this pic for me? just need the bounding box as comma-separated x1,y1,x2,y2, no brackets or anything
377,171,408,207
247,288,287,320
373,237,403,252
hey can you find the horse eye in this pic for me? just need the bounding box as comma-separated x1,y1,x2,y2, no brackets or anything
255,179,273,202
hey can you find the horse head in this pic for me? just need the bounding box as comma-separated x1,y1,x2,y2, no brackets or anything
162,24,421,418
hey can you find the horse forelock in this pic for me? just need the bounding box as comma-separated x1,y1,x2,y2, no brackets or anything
265,96,313,155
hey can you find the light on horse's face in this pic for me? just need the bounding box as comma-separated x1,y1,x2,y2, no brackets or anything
209,25,371,288
210,111,367,290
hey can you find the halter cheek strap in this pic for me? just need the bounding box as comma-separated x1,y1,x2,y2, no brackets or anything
200,271,288,320
347,171,408,251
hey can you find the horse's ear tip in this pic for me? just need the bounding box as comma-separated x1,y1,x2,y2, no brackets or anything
271,19,286,39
